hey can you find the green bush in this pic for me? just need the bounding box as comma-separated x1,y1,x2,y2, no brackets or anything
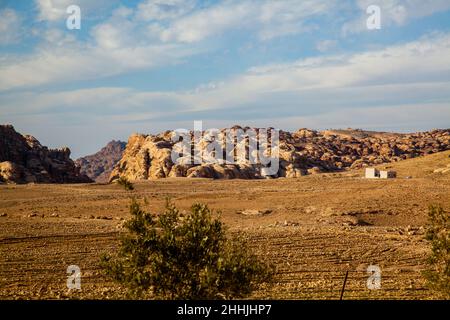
116,177,134,191
100,199,274,299
423,205,449,298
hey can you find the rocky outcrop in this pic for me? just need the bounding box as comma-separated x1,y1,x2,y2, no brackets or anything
110,127,450,181
0,125,91,184
75,140,126,183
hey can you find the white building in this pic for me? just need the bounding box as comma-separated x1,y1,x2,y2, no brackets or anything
365,168,380,178
379,170,396,179
365,168,396,179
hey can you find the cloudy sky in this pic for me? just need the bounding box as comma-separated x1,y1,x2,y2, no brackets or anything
0,0,450,158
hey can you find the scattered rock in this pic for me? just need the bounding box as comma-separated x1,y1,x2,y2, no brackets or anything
116,221,126,230
238,209,272,216
341,216,362,226
96,216,113,220
307,167,321,175
271,220,299,227
50,213,60,218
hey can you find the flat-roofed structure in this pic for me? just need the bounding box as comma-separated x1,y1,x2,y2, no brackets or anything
365,168,396,179
365,168,380,178
379,170,396,179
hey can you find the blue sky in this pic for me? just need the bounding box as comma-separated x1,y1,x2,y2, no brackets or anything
0,0,450,158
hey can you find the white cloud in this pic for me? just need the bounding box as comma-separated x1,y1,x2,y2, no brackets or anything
0,2,214,91
0,0,349,90
35,0,68,21
0,2,211,92
35,0,119,21
316,40,337,53
209,33,450,101
257,0,335,40
0,9,22,45
343,0,450,35
2,2,450,121
159,0,337,43
0,41,200,91
136,0,196,21
42,28,76,46
159,1,254,43
4,33,450,123
91,7,136,49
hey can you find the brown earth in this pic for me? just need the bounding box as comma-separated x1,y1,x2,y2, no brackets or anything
0,151,449,299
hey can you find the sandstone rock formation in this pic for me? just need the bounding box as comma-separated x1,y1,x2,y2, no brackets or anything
110,127,450,182
75,140,126,183
0,125,91,184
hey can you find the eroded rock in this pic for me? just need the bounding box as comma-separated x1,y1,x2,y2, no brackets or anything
109,127,450,182
0,125,92,184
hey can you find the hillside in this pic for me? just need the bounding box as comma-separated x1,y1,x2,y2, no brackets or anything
111,127,450,181
370,149,450,179
320,128,403,139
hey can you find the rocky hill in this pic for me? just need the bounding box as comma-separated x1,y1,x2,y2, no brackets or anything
75,140,126,183
110,127,450,181
0,125,92,184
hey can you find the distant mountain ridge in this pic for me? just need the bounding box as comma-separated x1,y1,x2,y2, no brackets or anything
2,125,448,184
75,140,126,183
0,125,91,184
110,127,450,181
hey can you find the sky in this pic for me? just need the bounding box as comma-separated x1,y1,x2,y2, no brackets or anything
0,0,450,158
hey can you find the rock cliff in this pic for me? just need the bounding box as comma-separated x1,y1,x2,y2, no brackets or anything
110,127,450,181
0,125,91,184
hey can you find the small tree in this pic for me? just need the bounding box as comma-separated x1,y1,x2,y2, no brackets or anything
116,177,134,191
101,199,274,299
423,205,449,298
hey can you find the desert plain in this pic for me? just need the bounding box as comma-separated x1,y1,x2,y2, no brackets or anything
0,150,449,300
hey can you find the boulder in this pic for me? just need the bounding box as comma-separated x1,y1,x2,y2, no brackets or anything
0,161,23,182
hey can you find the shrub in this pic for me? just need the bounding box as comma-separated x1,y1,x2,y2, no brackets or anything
100,199,274,299
423,205,449,298
116,177,134,191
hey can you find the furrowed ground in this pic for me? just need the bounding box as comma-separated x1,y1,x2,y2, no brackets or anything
0,151,449,299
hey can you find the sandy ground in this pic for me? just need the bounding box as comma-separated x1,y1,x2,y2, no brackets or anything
0,151,449,299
